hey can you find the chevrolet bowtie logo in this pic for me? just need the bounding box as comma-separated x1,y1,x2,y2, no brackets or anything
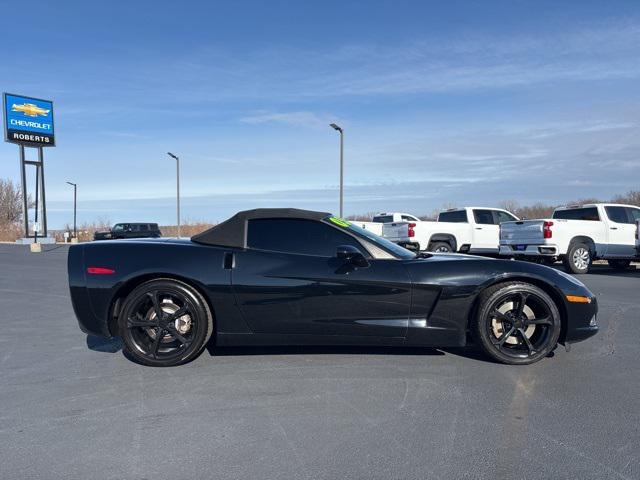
12,103,50,117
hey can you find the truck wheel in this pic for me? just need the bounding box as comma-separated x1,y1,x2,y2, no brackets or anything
562,242,591,274
428,241,453,253
608,259,631,271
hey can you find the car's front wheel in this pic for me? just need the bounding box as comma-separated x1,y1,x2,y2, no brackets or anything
474,282,562,365
118,279,213,367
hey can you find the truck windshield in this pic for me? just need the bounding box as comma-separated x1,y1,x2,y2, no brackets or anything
325,217,416,260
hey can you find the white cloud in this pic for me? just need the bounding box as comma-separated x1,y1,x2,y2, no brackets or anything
239,111,338,129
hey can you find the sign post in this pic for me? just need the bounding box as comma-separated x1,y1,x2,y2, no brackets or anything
3,93,55,243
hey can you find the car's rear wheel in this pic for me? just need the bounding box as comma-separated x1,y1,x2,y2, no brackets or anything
474,282,561,365
562,242,591,274
608,259,631,271
118,279,213,367
428,241,453,253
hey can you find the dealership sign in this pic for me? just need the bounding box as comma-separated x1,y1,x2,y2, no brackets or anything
3,93,55,147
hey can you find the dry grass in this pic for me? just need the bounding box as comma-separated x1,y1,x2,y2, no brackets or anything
52,219,114,243
160,222,214,238
0,223,22,242
49,220,215,243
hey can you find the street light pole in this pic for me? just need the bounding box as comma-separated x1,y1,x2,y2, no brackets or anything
329,123,344,218
66,181,77,238
167,152,181,238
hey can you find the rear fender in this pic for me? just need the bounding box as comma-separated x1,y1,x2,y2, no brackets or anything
428,234,458,252
567,236,596,257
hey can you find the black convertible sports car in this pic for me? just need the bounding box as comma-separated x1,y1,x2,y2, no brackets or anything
68,208,598,367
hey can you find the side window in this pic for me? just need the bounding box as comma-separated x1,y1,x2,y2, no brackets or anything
247,219,365,257
605,206,630,224
628,208,640,222
401,215,418,222
553,207,600,221
139,224,149,231
113,224,124,232
473,209,495,225
438,210,468,223
495,211,517,224
130,224,140,232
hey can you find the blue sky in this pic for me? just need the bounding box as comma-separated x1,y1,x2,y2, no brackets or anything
1,0,639,228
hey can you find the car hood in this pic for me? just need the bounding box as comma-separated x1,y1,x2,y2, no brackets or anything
415,252,485,262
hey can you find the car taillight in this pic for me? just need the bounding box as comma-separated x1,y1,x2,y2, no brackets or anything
543,221,553,239
408,223,416,238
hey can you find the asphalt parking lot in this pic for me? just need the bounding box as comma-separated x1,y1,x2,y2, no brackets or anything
0,244,638,480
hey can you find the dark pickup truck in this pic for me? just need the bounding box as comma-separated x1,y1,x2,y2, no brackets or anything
93,223,162,241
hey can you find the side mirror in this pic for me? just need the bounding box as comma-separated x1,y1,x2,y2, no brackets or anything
336,245,369,268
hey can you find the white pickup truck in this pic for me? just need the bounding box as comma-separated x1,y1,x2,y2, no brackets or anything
500,203,640,274
382,207,519,254
352,212,421,237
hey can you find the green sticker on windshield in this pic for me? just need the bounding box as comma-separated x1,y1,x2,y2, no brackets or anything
329,217,351,228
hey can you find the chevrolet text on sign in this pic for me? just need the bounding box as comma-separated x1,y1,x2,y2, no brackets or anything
3,93,55,147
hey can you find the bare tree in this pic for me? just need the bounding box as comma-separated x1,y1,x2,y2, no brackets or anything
0,179,32,225
346,211,378,221
612,190,640,206
499,200,520,215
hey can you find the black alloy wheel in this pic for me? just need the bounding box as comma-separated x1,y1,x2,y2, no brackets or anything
118,279,213,367
475,282,561,365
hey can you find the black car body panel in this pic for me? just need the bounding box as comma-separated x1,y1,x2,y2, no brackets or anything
69,209,598,349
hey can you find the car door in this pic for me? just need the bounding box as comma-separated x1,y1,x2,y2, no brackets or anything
126,224,140,239
231,218,411,338
112,224,126,239
470,209,499,252
605,206,639,257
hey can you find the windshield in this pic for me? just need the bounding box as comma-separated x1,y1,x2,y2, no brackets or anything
325,217,416,260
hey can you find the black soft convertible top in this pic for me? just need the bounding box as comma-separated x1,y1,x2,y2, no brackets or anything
191,208,332,248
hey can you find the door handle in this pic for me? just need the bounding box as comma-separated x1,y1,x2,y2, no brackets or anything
610,227,618,230
475,227,482,230
223,252,235,269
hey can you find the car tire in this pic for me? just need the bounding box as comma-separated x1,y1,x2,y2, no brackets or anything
474,282,562,365
562,242,591,274
428,241,453,253
608,259,631,271
118,279,213,367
